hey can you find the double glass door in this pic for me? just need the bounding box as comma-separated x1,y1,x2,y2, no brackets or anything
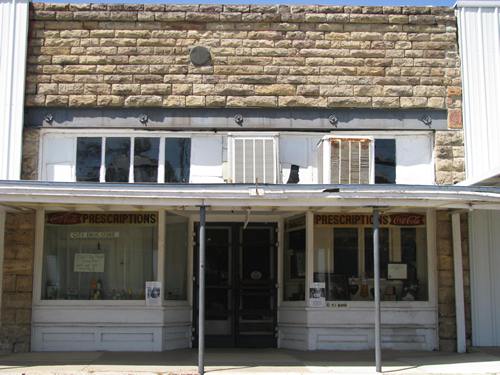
193,223,277,348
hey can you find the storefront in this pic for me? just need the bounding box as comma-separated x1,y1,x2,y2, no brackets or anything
1,182,498,352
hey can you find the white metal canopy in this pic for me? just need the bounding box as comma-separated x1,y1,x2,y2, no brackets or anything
1,181,500,211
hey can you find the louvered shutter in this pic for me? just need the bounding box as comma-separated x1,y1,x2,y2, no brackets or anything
233,138,276,183
330,138,371,184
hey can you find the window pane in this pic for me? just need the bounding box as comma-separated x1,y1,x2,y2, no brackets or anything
284,216,306,301
401,227,428,301
76,138,101,182
165,138,191,183
364,228,390,278
333,228,358,277
134,138,159,183
42,212,157,300
165,213,188,300
374,139,396,184
105,137,130,182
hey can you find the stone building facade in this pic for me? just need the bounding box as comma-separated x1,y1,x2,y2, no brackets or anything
0,3,469,354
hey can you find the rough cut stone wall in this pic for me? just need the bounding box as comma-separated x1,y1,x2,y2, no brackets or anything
436,211,471,352
26,4,461,111
0,213,35,353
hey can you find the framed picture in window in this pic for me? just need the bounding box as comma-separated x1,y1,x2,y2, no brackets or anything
387,263,407,280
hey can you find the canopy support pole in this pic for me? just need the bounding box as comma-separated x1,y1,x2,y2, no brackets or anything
373,208,382,373
198,205,206,375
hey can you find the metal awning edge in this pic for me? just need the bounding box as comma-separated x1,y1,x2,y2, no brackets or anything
1,181,500,210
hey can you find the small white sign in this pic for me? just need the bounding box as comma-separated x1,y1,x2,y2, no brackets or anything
74,253,105,273
145,281,162,306
309,282,326,307
388,263,408,280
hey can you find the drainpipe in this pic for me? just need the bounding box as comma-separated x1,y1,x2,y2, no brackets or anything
451,212,466,353
373,208,382,373
198,205,206,375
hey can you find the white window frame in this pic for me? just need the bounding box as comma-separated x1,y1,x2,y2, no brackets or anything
229,135,279,184
39,130,191,184
323,135,375,184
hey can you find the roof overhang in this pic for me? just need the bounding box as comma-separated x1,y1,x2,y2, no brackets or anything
458,166,500,187
1,181,500,212
455,0,500,7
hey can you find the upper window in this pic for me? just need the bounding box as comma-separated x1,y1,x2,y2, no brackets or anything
74,136,191,183
231,137,278,184
327,136,396,184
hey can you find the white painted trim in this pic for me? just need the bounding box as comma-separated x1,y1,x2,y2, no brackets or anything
32,209,45,304
277,217,284,307
306,211,314,307
0,0,29,180
426,209,439,349
0,209,5,324
187,216,194,308
157,209,165,299
452,212,467,353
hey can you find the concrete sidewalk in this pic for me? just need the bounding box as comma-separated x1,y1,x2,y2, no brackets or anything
1,348,500,375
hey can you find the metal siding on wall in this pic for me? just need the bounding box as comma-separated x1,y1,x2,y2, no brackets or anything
469,210,500,346
458,5,500,181
0,0,29,180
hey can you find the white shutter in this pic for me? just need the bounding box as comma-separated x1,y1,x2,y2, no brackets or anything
41,135,76,181
233,138,276,183
330,138,372,184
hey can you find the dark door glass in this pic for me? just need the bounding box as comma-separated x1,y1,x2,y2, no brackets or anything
105,137,130,182
165,138,191,183
76,137,101,182
374,139,396,184
134,138,159,183
364,228,390,278
401,228,418,282
333,228,359,277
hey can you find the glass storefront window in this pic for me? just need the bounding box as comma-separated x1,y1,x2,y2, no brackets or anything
165,212,188,300
42,212,157,300
283,215,306,301
313,213,428,302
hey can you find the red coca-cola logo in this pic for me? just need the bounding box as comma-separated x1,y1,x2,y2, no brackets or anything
47,212,82,225
389,214,425,226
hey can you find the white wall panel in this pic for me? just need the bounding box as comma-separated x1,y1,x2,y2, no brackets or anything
396,135,434,185
190,136,224,183
469,210,500,346
0,0,29,180
457,3,500,182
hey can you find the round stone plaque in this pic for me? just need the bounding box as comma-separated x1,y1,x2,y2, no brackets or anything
190,46,211,66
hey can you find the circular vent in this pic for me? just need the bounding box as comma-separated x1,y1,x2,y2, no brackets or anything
190,46,211,66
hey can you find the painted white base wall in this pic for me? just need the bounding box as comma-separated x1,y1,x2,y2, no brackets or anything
31,304,192,352
278,305,438,351
32,304,436,351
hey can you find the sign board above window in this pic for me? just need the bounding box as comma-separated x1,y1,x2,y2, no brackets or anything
314,214,425,227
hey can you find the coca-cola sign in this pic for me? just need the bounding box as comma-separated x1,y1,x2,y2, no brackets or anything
315,213,425,227
46,212,157,225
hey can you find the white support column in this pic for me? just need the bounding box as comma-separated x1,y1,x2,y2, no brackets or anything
452,212,467,353
305,211,314,308
0,209,5,323
0,0,29,180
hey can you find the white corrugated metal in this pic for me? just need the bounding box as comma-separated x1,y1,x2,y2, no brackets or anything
469,210,500,346
457,3,500,183
0,0,29,180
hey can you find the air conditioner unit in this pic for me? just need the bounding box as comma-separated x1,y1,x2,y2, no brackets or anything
321,136,374,184
231,137,278,184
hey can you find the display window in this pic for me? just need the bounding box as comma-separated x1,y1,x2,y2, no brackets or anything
283,215,306,301
313,213,428,302
164,212,189,300
42,212,158,300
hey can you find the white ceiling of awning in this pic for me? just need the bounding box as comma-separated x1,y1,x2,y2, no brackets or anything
1,181,500,212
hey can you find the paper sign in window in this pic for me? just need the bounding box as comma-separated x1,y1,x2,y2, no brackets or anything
387,263,407,280
74,253,105,273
